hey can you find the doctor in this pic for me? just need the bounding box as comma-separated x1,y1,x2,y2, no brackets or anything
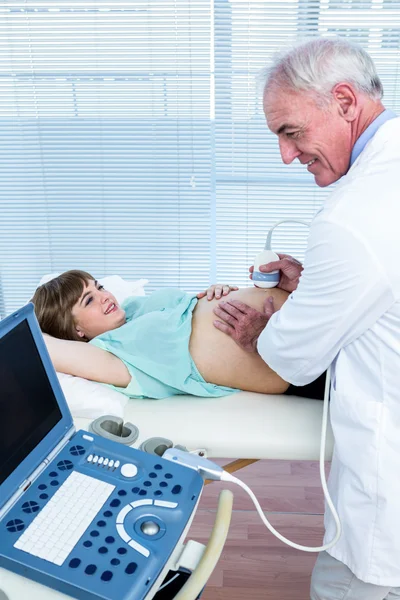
213,37,400,599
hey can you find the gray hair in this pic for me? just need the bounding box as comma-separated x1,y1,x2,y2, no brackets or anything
263,37,383,104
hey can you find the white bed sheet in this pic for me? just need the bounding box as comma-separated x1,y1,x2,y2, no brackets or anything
58,374,334,461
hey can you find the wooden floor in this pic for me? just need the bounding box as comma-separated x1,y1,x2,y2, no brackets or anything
188,458,330,599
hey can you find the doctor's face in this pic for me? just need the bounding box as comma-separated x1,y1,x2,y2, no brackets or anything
72,279,126,340
264,86,352,187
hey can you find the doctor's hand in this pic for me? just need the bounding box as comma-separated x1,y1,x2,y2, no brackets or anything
197,284,239,300
249,253,303,293
213,296,277,353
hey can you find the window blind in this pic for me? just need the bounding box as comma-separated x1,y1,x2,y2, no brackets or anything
0,0,399,316
0,0,211,315
214,0,400,286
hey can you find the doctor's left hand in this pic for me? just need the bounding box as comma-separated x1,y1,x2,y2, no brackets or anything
213,296,276,353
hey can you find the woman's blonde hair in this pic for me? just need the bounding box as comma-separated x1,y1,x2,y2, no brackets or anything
31,270,95,341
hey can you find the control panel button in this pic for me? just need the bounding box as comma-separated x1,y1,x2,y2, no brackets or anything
116,505,132,524
131,499,153,509
141,521,160,536
120,463,138,478
116,524,131,544
154,500,178,509
128,538,150,558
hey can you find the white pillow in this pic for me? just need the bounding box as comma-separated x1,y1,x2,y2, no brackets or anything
57,373,127,419
37,273,148,419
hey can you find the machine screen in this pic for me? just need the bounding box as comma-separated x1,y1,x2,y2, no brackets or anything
0,320,62,485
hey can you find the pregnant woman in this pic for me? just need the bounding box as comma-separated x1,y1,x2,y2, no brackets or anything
32,270,293,399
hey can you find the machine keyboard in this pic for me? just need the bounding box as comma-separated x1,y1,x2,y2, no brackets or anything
14,471,115,566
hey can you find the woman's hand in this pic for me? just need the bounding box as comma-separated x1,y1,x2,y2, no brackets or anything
197,284,239,301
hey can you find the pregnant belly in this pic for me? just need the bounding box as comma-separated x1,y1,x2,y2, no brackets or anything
188,286,290,394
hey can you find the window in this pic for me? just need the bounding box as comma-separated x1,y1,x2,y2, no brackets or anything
0,1,212,313
214,0,400,284
1,0,399,315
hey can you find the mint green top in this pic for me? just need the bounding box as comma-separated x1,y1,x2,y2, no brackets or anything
89,288,238,399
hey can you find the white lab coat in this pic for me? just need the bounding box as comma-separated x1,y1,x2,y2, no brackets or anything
258,117,400,586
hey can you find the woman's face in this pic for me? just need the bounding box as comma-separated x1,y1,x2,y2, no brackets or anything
72,279,126,340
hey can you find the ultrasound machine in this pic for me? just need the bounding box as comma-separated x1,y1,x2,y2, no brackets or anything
0,304,232,600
